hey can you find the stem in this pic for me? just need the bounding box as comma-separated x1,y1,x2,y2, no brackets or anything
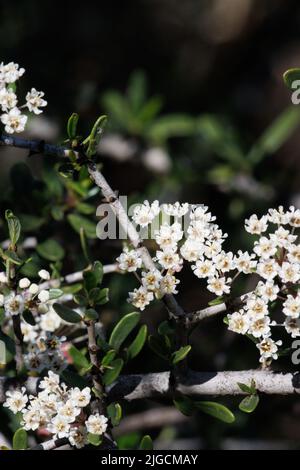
12,314,24,372
86,320,117,450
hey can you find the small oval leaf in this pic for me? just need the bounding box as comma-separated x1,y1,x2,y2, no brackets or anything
109,312,140,351
53,303,83,324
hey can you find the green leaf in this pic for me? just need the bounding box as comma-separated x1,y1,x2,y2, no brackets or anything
208,296,225,306
53,303,83,324
148,335,170,360
283,68,300,89
158,320,174,337
37,239,65,262
195,401,235,424
3,250,22,265
248,107,300,164
0,330,15,355
97,288,109,305
69,345,90,369
107,402,122,426
109,312,140,351
84,308,98,321
68,214,97,239
127,70,147,112
139,435,153,450
19,214,44,232
13,428,27,450
237,381,256,394
173,396,195,416
239,394,259,414
83,262,103,293
86,115,107,157
22,309,36,326
172,345,191,364
147,114,195,143
127,325,148,360
87,433,102,446
5,210,21,247
67,113,79,139
103,358,124,385
101,349,116,367
49,289,63,300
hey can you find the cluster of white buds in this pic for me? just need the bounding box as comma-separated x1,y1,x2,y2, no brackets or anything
228,206,300,364
0,62,47,134
3,371,108,449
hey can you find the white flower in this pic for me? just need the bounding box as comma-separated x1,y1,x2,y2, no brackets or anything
39,371,60,393
283,294,300,318
256,259,278,280
38,289,50,303
19,277,31,289
288,206,300,227
69,426,88,449
128,286,154,311
39,309,61,332
257,337,282,362
284,317,300,338
1,107,27,133
270,226,296,248
155,249,182,271
190,205,216,224
248,316,271,338
132,200,160,227
233,251,257,274
69,387,91,408
141,270,162,291
268,206,289,225
22,408,42,431
21,322,38,343
256,281,279,302
57,400,81,423
48,415,70,438
228,310,250,335
116,247,142,272
187,220,210,243
38,269,50,280
245,296,268,320
214,251,234,273
287,244,300,264
207,276,231,296
204,241,222,259
3,388,28,413
160,274,180,294
4,293,24,316
25,88,47,114
0,87,17,111
155,222,183,250
192,259,216,279
0,62,25,83
0,272,7,283
279,262,300,284
245,214,268,234
29,283,39,295
162,202,189,217
86,414,108,435
253,237,277,259
180,239,203,262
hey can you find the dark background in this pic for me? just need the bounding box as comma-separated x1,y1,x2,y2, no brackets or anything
1,0,300,450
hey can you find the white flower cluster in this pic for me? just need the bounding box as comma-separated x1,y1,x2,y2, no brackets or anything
0,62,47,134
3,371,108,449
117,202,235,310
24,333,67,374
228,206,300,364
0,270,66,370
